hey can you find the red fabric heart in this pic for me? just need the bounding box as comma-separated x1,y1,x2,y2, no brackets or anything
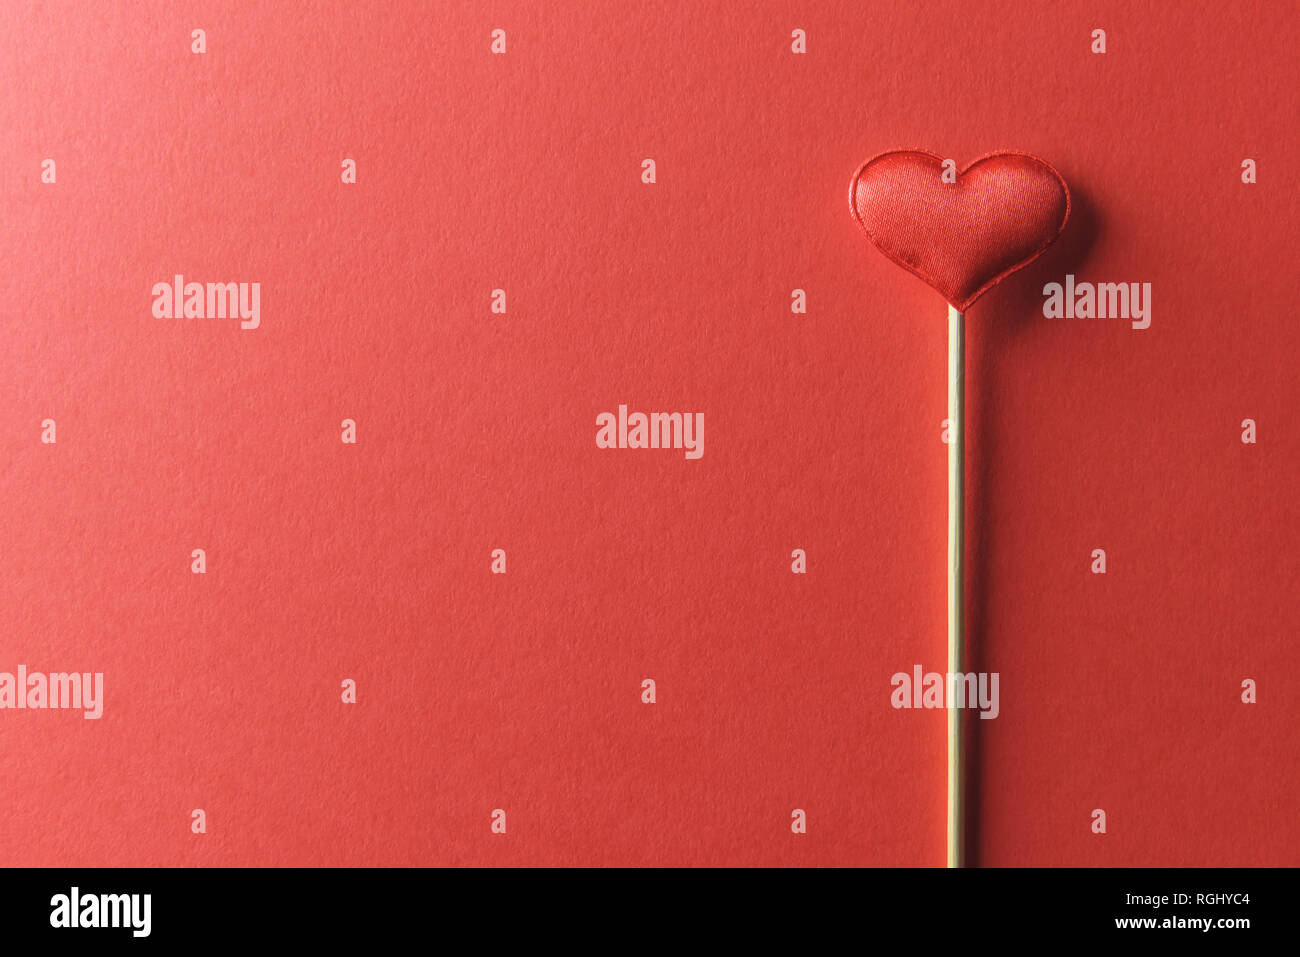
849,150,1070,312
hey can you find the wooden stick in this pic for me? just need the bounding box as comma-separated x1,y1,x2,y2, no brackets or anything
947,304,965,868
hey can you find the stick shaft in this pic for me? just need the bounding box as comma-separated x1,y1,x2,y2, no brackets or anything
947,305,965,869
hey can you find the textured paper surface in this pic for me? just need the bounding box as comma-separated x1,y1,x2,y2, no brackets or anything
1,1,1297,866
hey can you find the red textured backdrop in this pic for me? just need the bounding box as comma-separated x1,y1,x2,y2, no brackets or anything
1,1,1296,867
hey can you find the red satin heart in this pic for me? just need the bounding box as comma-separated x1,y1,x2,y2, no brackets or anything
849,150,1070,312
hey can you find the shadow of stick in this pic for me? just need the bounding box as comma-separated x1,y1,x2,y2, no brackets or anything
963,184,1101,866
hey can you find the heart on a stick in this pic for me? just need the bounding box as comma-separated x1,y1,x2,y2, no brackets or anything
849,150,1070,311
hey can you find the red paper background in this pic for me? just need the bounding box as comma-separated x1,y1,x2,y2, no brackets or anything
1,1,1296,867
